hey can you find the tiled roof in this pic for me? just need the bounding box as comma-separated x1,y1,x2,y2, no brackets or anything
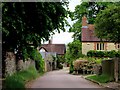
82,24,101,42
39,44,66,55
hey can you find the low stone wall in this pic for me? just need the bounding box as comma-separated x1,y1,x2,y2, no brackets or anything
3,52,35,77
17,59,35,71
4,52,16,77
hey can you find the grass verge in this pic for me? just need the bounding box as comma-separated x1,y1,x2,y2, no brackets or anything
86,74,114,83
3,66,42,89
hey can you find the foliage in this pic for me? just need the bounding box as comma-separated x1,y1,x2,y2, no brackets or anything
73,59,97,74
87,50,120,58
57,63,63,69
95,4,120,43
86,74,114,83
69,62,74,74
4,66,39,89
57,55,65,64
69,2,112,40
2,2,69,59
56,55,65,69
34,50,45,73
65,40,82,64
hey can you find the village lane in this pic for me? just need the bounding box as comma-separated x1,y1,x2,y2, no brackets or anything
28,67,107,89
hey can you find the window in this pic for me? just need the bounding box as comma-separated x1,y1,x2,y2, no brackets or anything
96,43,105,50
115,43,120,49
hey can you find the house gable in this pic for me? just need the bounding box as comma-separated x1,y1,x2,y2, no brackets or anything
39,44,66,55
81,16,117,55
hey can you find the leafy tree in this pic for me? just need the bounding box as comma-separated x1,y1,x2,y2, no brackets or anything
95,5,120,43
69,1,112,40
2,2,69,59
65,40,82,64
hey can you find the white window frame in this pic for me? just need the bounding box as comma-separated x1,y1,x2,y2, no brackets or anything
96,43,105,50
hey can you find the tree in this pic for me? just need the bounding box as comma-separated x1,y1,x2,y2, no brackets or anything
65,40,82,64
2,2,69,59
69,1,112,40
95,5,120,43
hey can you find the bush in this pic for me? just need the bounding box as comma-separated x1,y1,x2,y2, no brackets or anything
87,50,120,58
57,63,63,69
69,62,74,74
3,66,39,89
34,50,45,73
87,50,96,57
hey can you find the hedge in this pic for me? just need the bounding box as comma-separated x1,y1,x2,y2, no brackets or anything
87,50,120,58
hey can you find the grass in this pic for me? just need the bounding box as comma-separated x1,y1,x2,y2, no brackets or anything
3,66,42,89
86,74,114,83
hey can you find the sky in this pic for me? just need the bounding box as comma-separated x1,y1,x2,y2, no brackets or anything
43,0,81,45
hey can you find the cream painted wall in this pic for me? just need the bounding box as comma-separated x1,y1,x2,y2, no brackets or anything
82,42,94,55
82,42,117,55
106,43,116,51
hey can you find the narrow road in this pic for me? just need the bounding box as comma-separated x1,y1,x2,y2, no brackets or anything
29,67,104,88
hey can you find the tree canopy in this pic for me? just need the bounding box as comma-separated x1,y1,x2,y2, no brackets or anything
69,2,112,40
65,40,82,64
95,4,120,43
2,2,69,59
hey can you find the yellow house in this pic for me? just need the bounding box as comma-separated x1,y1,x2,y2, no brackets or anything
81,16,120,55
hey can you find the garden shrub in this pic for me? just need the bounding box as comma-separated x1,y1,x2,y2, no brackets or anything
73,60,96,74
34,50,45,73
87,50,96,57
87,50,120,58
23,47,45,73
57,63,63,69
69,62,74,74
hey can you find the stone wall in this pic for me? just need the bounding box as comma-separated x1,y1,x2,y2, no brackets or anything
82,42,94,55
3,52,35,77
17,59,35,71
4,52,16,77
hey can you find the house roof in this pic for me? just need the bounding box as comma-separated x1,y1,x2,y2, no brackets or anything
81,16,108,42
82,24,101,42
39,44,66,55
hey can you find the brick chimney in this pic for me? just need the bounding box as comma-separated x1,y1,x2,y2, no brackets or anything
48,37,53,44
48,40,52,44
82,16,88,26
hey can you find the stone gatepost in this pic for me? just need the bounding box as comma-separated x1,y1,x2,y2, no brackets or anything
114,57,119,82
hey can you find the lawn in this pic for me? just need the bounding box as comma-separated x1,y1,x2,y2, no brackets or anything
86,74,114,83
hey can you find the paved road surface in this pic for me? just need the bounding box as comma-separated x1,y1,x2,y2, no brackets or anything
30,68,104,88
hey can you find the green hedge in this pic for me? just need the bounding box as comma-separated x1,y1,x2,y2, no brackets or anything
87,50,120,58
